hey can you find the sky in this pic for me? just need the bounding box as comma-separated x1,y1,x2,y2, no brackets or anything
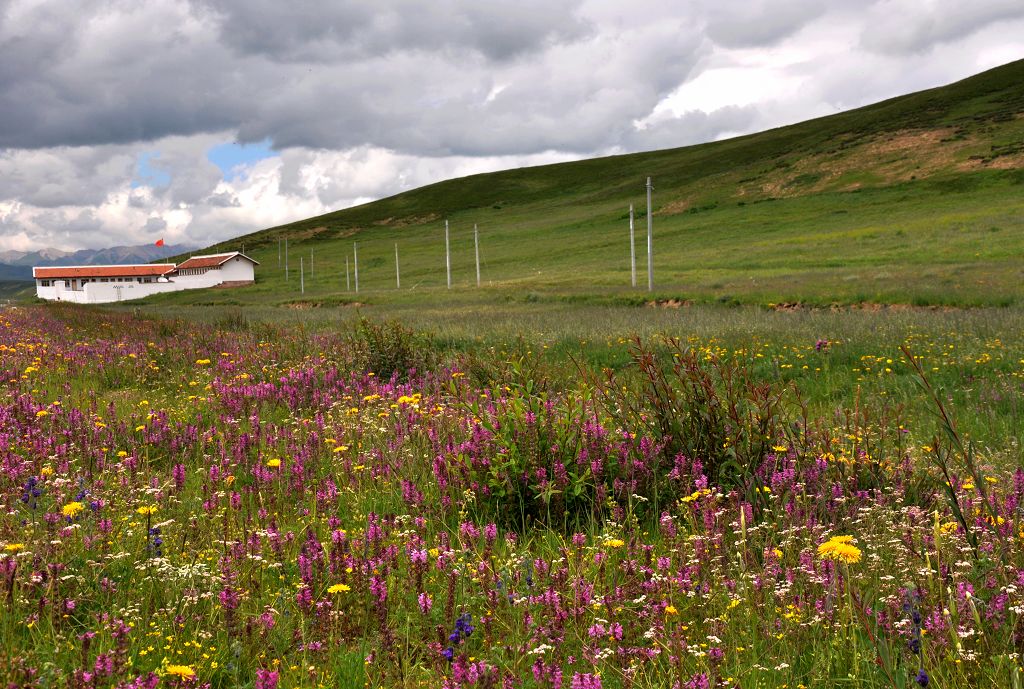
1,0,1023,252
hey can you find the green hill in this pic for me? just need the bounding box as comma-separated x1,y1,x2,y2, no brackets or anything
166,59,1024,308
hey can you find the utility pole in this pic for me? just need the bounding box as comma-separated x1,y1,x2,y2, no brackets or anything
646,177,654,292
346,256,350,291
474,224,480,287
395,243,400,289
353,242,359,293
278,239,281,267
300,257,304,294
445,219,451,289
629,204,636,288
285,238,289,281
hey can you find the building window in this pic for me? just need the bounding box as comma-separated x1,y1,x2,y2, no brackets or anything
40,280,51,287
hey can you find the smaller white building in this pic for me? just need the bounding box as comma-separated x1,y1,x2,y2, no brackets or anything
34,252,259,304
168,252,259,287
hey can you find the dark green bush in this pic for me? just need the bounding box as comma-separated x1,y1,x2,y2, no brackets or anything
351,317,435,380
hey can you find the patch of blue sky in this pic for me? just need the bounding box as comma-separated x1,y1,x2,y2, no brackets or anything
207,139,276,180
131,151,171,189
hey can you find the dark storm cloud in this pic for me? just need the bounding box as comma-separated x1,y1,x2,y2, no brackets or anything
141,145,225,205
205,190,241,207
143,216,167,232
2,0,1023,252
32,208,104,236
860,0,1024,55
251,22,708,155
193,0,592,63
0,0,705,155
702,0,832,48
624,105,760,151
0,145,136,207
0,0,246,149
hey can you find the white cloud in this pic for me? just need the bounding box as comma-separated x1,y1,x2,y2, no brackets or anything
0,0,1023,251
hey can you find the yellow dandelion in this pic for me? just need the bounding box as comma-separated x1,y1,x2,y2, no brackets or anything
35,410,49,417
136,505,158,516
266,459,281,468
165,665,195,679
604,538,625,549
327,583,351,594
665,604,678,615
62,502,85,518
817,536,862,564
4,543,25,552
195,359,211,366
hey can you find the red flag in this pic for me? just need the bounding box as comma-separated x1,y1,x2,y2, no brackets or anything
155,238,164,247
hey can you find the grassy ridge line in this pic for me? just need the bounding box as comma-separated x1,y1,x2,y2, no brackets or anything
206,59,1024,248
147,59,1024,307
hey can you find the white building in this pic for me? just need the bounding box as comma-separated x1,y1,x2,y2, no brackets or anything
34,252,259,304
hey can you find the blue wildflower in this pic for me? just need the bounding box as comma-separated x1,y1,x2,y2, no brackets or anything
455,612,474,637
147,526,163,558
440,611,474,660
21,476,42,509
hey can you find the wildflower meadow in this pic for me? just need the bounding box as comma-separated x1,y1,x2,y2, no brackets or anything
2,304,1024,689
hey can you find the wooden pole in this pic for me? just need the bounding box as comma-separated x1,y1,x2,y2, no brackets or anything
285,238,289,281
354,243,359,293
346,256,350,291
395,243,400,289
300,257,304,294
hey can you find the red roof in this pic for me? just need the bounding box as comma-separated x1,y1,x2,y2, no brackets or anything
34,265,175,279
174,252,259,271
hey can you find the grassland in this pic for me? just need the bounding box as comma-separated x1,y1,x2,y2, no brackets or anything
5,59,1024,689
137,299,1024,464
3,302,1024,688
142,58,1024,310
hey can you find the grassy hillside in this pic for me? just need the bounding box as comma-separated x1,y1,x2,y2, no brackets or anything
163,59,1024,308
0,281,35,302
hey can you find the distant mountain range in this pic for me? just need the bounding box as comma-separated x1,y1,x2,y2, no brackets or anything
0,243,197,281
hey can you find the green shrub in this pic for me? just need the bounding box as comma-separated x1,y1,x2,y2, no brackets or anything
351,317,435,380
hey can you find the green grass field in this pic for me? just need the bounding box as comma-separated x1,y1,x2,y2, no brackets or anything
7,58,1024,689
132,58,1024,311
5,299,1024,688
